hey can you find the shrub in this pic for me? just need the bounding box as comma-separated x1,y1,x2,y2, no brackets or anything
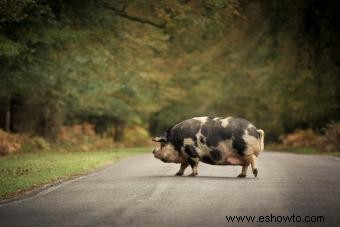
280,129,320,148
322,122,340,151
20,137,51,153
122,126,152,147
280,124,340,152
0,130,21,156
57,123,113,152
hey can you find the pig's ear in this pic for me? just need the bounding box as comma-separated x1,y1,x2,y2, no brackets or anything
152,136,167,143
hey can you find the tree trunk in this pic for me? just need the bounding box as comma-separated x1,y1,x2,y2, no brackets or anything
5,110,10,132
113,119,125,142
41,102,63,141
0,98,10,132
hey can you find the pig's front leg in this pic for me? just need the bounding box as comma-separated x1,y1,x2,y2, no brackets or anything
175,162,189,176
187,158,199,177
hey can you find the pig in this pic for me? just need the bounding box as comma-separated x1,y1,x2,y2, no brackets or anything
152,116,264,178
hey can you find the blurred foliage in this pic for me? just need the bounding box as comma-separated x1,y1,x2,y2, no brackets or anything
0,129,21,155
20,136,51,153
323,122,340,151
0,0,339,143
122,125,153,147
279,122,340,152
280,129,320,148
56,123,114,152
0,122,150,156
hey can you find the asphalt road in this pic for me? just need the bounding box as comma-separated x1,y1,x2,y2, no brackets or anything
1,151,340,227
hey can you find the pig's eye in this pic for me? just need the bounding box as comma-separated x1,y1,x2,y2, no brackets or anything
160,144,165,148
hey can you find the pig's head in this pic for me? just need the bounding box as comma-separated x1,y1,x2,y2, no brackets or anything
152,133,183,163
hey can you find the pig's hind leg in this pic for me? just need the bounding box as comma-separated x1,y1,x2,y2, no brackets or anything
237,164,249,178
176,162,189,176
241,154,258,177
250,154,258,177
187,158,199,177
225,156,249,178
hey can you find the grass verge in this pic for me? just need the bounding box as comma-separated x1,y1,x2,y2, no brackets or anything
0,147,150,200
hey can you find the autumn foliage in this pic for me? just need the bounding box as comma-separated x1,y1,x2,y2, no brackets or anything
280,123,340,152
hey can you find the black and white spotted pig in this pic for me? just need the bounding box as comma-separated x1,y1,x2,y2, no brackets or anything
152,116,264,178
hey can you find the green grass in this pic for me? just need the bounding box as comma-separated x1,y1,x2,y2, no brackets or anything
0,147,150,200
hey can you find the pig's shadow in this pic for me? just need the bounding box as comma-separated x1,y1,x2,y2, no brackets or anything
148,175,257,180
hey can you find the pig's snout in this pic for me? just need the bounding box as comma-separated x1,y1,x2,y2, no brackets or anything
152,148,156,154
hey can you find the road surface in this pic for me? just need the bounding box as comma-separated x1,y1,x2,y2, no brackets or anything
1,152,340,227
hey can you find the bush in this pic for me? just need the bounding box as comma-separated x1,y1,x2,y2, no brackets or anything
20,137,51,153
0,123,151,156
57,123,113,152
280,129,320,148
0,130,54,155
321,122,340,151
280,123,340,152
0,130,22,156
122,126,152,147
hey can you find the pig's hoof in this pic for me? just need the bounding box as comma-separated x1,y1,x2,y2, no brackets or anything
253,168,258,177
237,174,246,178
175,172,184,176
188,173,197,177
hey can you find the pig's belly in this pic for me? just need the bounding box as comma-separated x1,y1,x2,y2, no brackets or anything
221,156,245,165
198,148,245,166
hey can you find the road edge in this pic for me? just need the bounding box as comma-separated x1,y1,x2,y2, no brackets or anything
0,162,115,207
